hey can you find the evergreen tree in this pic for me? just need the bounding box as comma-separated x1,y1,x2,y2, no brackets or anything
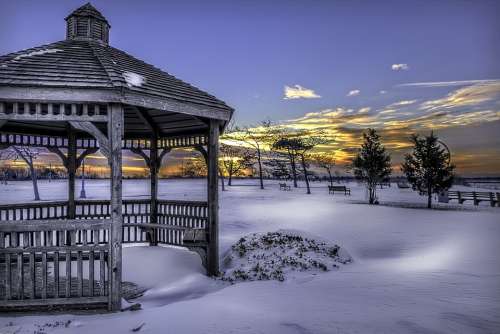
401,132,455,208
352,129,392,204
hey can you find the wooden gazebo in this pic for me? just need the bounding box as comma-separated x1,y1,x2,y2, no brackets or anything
0,3,232,311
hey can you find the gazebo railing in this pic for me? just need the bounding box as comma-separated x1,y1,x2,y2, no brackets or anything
0,202,68,221
156,200,207,245
0,219,111,310
0,199,208,246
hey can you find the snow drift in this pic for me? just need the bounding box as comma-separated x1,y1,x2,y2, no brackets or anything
221,230,352,282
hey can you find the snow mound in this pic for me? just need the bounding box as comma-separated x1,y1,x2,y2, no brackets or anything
221,230,352,282
122,71,146,87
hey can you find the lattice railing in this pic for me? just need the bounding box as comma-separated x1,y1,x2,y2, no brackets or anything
0,199,208,246
0,219,111,310
0,132,207,150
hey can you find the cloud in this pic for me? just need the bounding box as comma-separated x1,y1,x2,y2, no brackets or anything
391,63,409,71
358,107,371,114
347,89,360,97
284,85,321,100
397,79,499,88
378,109,397,115
380,90,387,94
388,99,418,108
419,82,500,111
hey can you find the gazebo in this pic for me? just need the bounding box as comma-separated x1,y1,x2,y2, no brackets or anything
0,3,233,311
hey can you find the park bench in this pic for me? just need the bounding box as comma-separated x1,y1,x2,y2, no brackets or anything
279,183,291,191
448,190,500,207
328,185,351,195
397,182,410,189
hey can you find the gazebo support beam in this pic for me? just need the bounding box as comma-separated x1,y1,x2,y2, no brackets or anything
129,147,150,166
207,119,220,276
69,121,110,160
149,137,158,246
129,144,172,246
194,144,208,164
67,126,77,219
108,104,124,311
47,147,99,170
76,147,99,169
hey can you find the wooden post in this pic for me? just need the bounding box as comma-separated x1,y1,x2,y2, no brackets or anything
149,136,158,246
67,126,76,219
207,120,220,276
108,104,123,311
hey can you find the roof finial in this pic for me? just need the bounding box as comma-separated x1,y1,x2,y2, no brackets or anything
65,3,110,45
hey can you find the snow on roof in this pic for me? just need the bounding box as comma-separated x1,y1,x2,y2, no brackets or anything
122,71,146,88
13,48,62,61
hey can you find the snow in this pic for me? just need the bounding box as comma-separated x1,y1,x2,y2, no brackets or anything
0,179,499,333
122,71,146,87
221,230,352,282
13,48,62,61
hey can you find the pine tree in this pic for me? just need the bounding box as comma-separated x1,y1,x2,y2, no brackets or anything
352,129,392,204
401,132,455,208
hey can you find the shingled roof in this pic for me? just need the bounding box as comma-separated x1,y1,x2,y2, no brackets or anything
0,3,233,117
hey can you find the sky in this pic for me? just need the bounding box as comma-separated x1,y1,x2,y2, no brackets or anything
0,0,499,176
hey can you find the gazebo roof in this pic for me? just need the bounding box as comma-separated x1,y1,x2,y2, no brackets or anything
0,39,232,112
0,3,233,139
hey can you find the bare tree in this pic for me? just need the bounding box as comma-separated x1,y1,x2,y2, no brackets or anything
264,153,291,180
219,143,255,186
181,156,207,177
314,153,336,186
271,133,300,188
0,146,43,200
273,132,329,194
224,120,274,190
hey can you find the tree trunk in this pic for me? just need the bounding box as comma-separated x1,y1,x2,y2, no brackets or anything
29,163,40,201
301,155,311,194
257,150,264,190
228,162,233,186
290,154,298,188
327,169,333,186
219,167,225,191
368,183,375,204
427,185,432,208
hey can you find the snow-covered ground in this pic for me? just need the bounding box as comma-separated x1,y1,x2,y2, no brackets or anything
1,179,499,333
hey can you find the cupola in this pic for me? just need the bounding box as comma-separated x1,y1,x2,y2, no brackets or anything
65,3,110,44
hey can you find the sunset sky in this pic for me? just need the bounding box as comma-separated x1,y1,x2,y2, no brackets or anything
1,0,499,175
